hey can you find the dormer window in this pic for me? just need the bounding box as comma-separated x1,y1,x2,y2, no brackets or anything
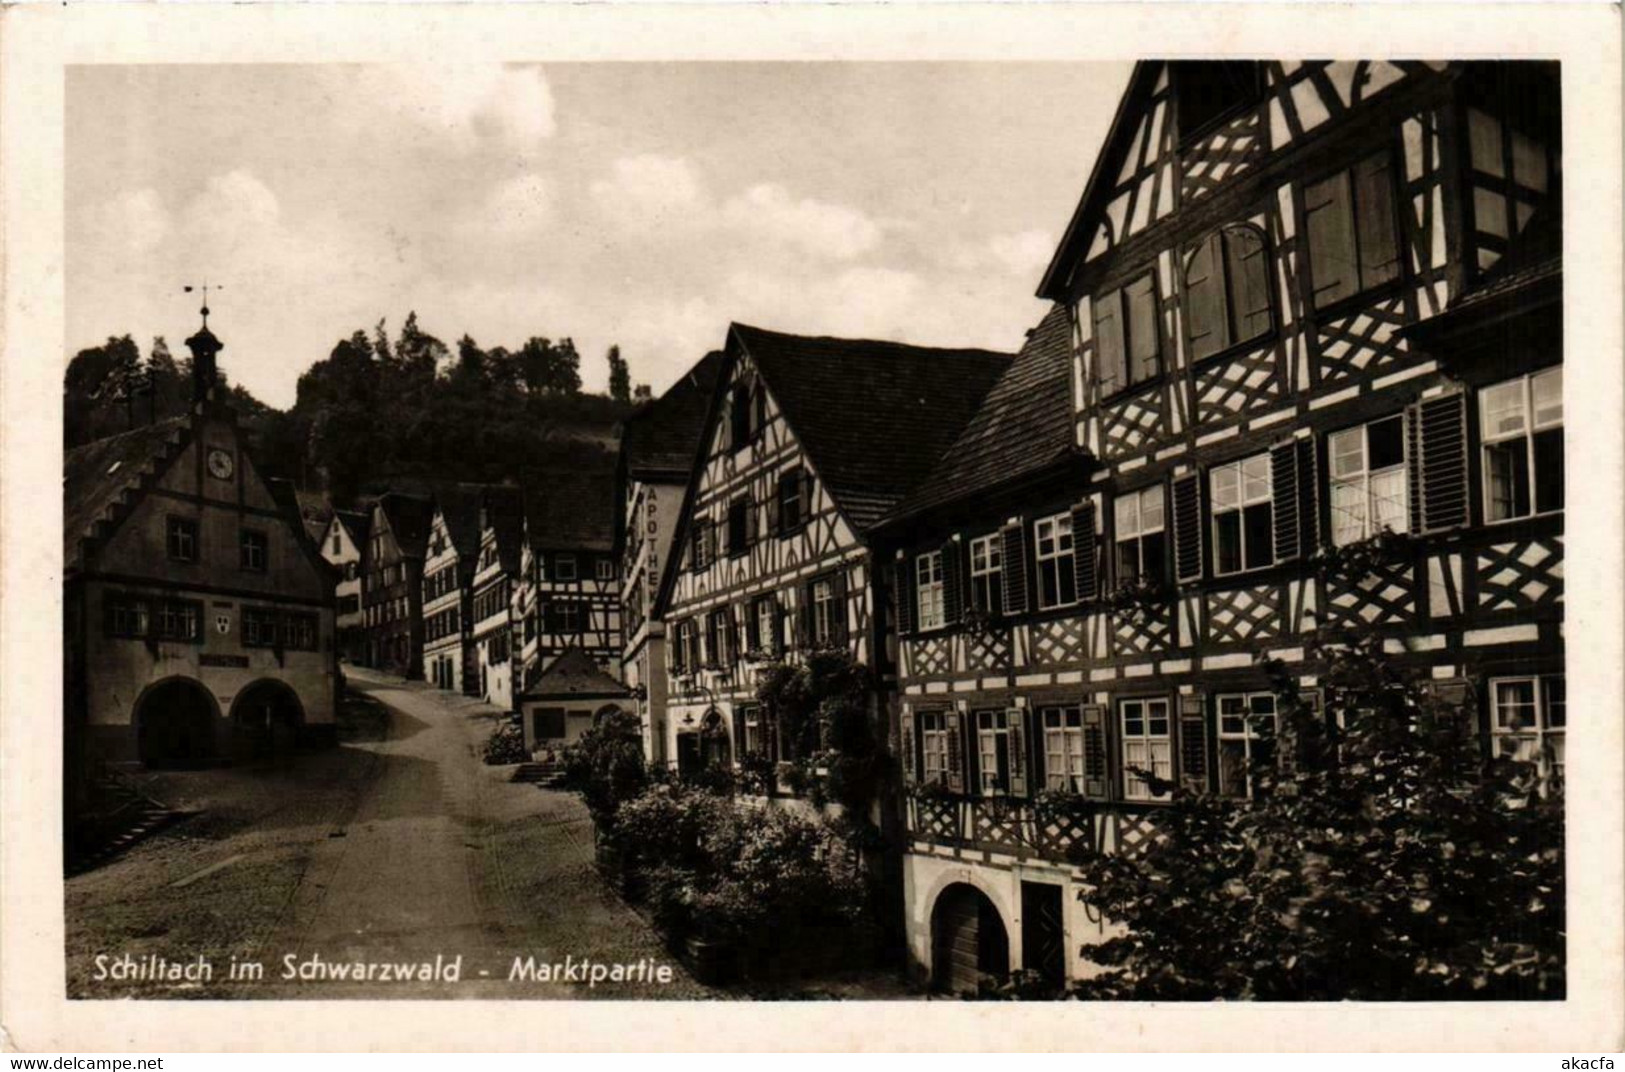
1173,61,1264,146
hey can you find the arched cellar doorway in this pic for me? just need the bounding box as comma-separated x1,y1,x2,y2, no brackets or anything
135,678,219,768
931,882,1009,994
230,680,305,760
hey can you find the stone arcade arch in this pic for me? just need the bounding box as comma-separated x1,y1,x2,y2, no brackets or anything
228,679,306,760
930,881,1011,995
134,677,220,768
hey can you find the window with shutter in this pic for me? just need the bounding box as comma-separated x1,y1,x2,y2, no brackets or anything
1478,369,1561,523
1039,706,1086,791
1113,486,1166,585
1217,691,1278,797
1007,708,1029,798
1228,225,1275,344
1000,521,1029,615
1079,705,1111,801
940,540,963,627
1071,500,1100,600
1178,693,1210,792
1120,697,1173,801
944,710,966,794
1271,440,1304,561
1211,453,1274,576
1329,417,1407,544
916,550,945,631
1412,391,1471,532
1171,473,1205,583
900,709,918,785
1305,151,1403,310
918,710,948,786
1092,289,1127,394
1185,232,1229,361
1125,275,1161,384
830,569,849,645
969,534,1004,615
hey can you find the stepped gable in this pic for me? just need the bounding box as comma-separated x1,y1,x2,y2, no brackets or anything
732,323,1013,534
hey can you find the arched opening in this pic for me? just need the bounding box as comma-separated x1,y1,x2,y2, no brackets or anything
931,882,1010,995
229,680,305,761
135,678,219,768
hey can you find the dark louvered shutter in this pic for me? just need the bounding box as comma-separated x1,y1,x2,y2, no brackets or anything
744,493,760,547
1185,232,1229,362
1080,704,1111,801
1092,289,1127,392
1354,151,1401,291
894,556,915,637
796,471,813,528
1172,473,1205,583
944,710,965,794
1179,693,1210,792
732,704,747,766
763,707,779,763
830,569,849,645
1071,499,1099,601
1007,708,1028,798
1304,170,1357,309
765,482,781,536
1228,226,1274,344
900,709,917,786
1411,393,1470,533
1000,520,1029,615
940,540,963,626
796,582,813,648
1271,440,1305,562
770,595,785,653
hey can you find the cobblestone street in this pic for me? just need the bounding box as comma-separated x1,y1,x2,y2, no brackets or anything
66,668,712,999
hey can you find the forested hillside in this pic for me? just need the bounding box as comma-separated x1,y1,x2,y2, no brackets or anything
64,313,645,509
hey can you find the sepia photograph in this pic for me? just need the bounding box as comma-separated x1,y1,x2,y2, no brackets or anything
4,0,1623,1055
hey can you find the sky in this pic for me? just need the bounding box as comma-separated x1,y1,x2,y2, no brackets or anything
67,62,1130,409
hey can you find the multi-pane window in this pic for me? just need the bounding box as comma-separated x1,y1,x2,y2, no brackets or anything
1034,512,1078,609
727,496,751,557
1093,273,1161,395
545,600,583,635
1481,367,1563,522
975,710,1012,796
753,595,778,653
777,468,806,534
1217,692,1278,798
919,711,949,786
108,595,151,638
1329,415,1408,545
740,704,763,756
916,550,945,631
166,516,198,562
240,529,269,572
969,534,1003,614
1303,151,1402,309
1490,675,1565,787
1211,453,1273,576
596,559,615,582
283,612,318,651
809,578,836,645
149,599,200,642
1184,225,1273,362
243,606,279,647
554,554,578,582
1040,706,1085,791
1113,485,1166,584
1119,697,1172,802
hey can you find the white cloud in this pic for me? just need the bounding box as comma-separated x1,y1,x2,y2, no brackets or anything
987,228,1055,277
352,64,556,151
468,172,553,236
82,188,169,256
720,183,882,261
589,154,706,232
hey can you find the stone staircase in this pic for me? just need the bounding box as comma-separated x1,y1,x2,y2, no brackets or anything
510,760,569,789
66,773,193,876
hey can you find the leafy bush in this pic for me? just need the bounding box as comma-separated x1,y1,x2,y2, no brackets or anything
481,719,528,765
1070,635,1564,1001
563,708,650,834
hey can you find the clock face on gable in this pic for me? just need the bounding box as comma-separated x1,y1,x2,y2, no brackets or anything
207,448,235,481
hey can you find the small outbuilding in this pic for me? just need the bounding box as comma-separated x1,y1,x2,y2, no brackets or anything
516,646,631,755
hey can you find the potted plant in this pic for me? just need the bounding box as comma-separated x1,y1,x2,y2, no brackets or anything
1102,573,1171,623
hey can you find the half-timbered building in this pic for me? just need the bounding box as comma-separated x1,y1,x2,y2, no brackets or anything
421,485,490,694
63,317,339,811
873,60,1563,993
318,508,369,663
654,324,1010,780
618,352,722,764
466,484,525,706
512,450,623,736
360,492,433,679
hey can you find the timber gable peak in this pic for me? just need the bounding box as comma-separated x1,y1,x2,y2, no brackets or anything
1039,60,1454,302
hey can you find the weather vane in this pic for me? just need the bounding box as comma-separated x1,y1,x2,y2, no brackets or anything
183,282,223,327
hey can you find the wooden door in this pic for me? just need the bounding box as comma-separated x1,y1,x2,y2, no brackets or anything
1020,881,1066,989
932,884,1008,994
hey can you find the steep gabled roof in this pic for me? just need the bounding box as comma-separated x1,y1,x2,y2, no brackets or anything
732,323,1013,534
881,304,1082,529
333,508,372,549
63,417,189,572
521,446,619,553
622,351,724,480
377,492,434,560
432,484,488,560
519,646,629,700
482,485,526,574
